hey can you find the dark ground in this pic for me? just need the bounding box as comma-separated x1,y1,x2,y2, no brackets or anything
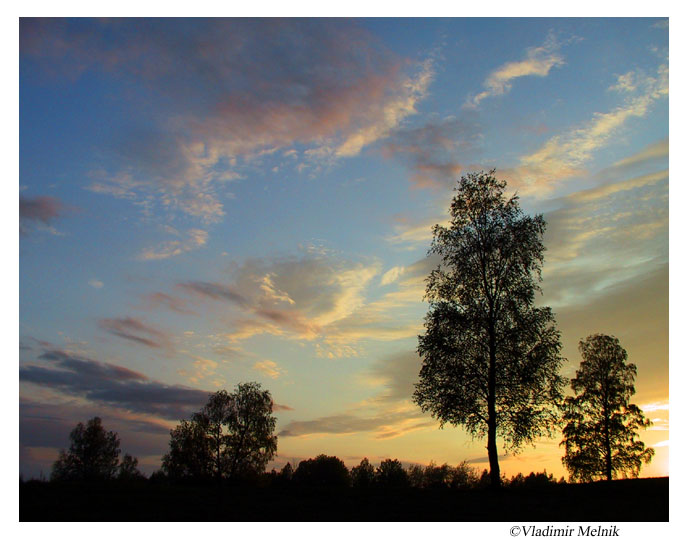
20,477,668,521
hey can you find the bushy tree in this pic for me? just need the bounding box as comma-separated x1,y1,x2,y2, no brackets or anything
561,334,654,482
376,458,408,487
118,454,145,481
162,419,213,480
162,382,278,482
51,417,121,481
414,170,565,488
350,457,375,488
225,382,278,477
293,455,351,487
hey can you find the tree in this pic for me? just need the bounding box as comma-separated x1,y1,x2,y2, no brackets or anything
51,417,121,481
561,334,654,482
118,454,145,481
161,419,213,480
225,382,278,477
350,457,375,488
413,170,565,488
194,389,232,481
293,455,351,487
161,382,278,482
375,458,408,487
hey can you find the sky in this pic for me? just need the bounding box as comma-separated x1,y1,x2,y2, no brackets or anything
18,17,669,480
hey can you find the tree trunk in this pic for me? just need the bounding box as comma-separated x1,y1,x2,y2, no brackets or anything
487,403,500,488
487,325,501,489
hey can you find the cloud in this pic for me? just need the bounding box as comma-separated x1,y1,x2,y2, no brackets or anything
380,118,482,189
366,350,423,404
381,266,406,286
23,19,433,223
183,255,380,345
177,354,219,385
502,63,668,196
278,408,433,440
178,281,247,306
386,216,447,249
98,317,171,350
253,360,285,380
138,228,208,261
20,348,210,420
611,138,668,170
88,278,104,289
465,32,565,109
19,195,67,235
142,292,196,315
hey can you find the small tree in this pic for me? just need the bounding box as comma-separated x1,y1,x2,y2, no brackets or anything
414,171,565,488
561,334,654,482
118,454,145,481
51,417,121,481
350,457,375,488
293,455,351,487
376,458,408,487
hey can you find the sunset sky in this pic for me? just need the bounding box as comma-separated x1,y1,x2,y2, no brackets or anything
19,18,669,479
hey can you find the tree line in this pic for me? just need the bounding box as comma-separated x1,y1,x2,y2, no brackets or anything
42,171,656,488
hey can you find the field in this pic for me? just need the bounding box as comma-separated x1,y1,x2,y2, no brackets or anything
20,477,668,522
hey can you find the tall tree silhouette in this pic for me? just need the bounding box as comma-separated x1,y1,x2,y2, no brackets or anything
51,417,122,481
162,382,277,481
561,334,654,482
414,170,565,488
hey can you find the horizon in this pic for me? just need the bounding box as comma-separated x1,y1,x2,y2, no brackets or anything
19,17,669,481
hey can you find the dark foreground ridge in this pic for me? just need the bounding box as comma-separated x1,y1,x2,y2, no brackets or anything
20,476,668,522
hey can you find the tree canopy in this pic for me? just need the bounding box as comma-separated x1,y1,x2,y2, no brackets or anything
162,382,277,482
414,170,565,488
561,334,654,482
51,417,141,482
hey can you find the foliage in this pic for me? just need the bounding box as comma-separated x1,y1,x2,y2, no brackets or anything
161,382,278,481
350,457,375,488
280,462,294,482
508,471,558,489
162,419,214,480
51,417,122,481
414,170,565,487
561,334,654,482
293,455,351,487
375,458,408,487
407,461,480,489
118,454,145,481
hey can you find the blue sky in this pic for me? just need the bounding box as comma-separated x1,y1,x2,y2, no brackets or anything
19,17,669,478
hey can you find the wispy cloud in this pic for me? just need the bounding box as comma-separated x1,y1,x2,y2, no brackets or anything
142,292,196,315
502,63,668,196
464,32,565,109
253,360,285,380
19,195,68,235
138,228,208,261
98,317,172,350
380,118,481,189
279,407,433,440
23,19,433,223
